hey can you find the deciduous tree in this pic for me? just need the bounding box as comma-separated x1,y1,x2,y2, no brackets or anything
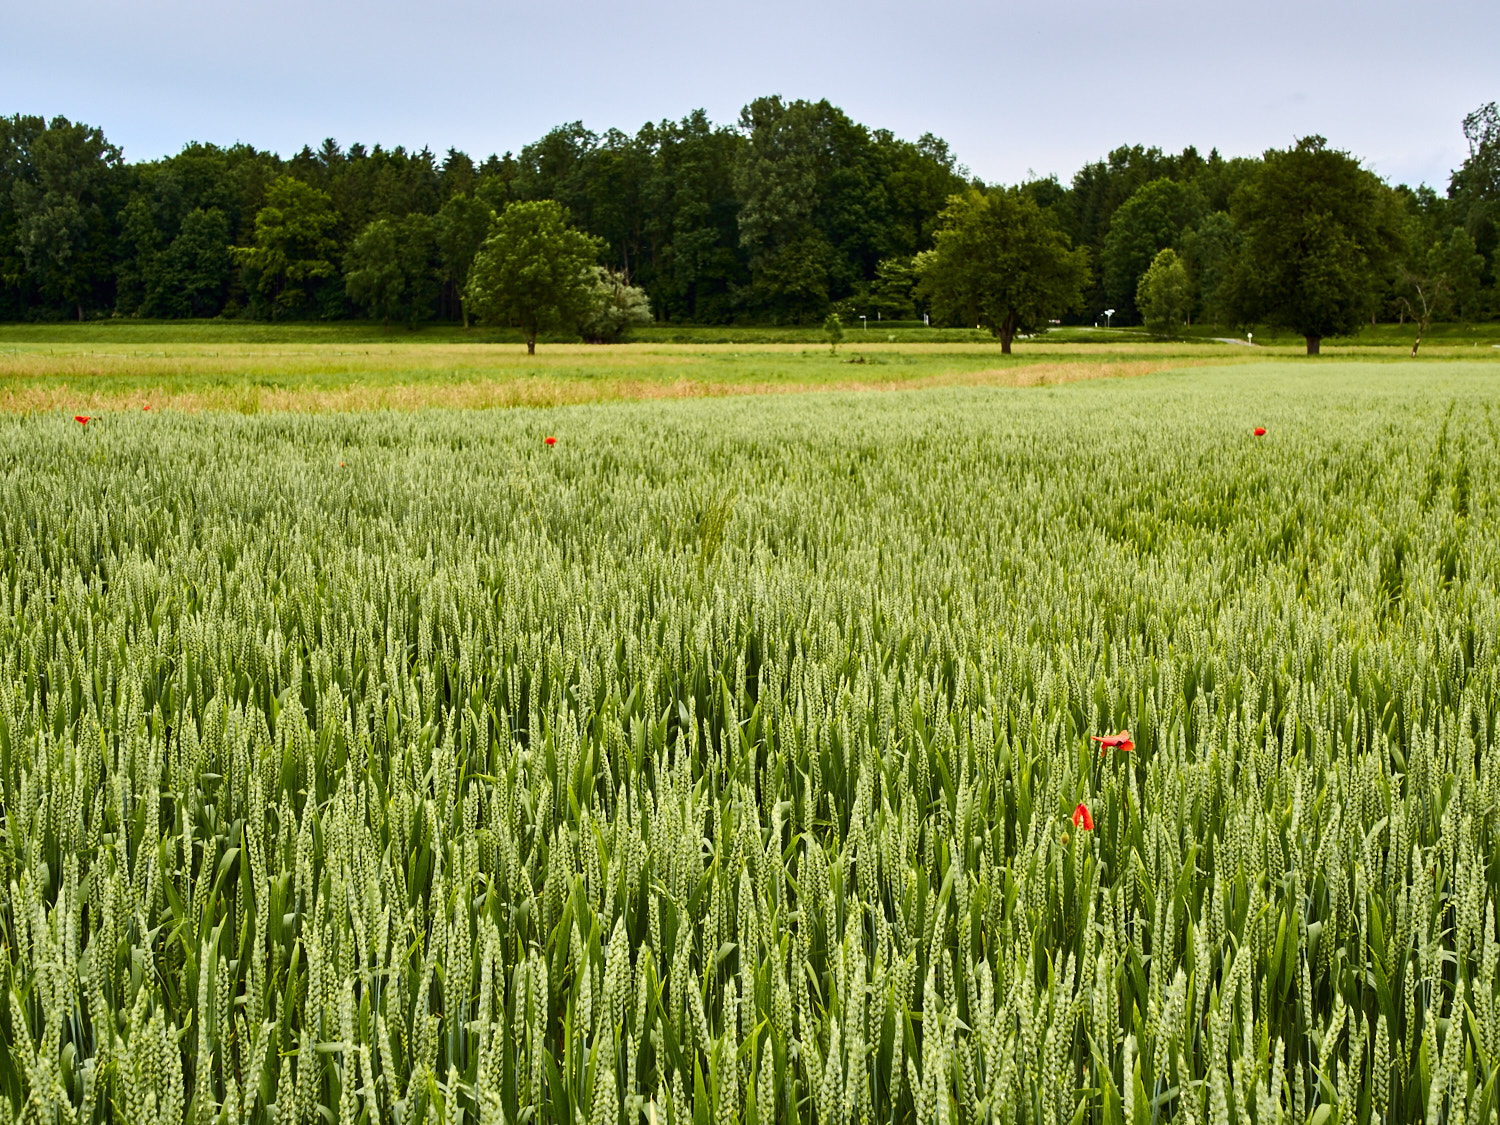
434,193,493,327
344,213,439,329
1397,228,1485,355
1100,177,1202,323
1450,102,1499,303
465,200,601,353
5,115,123,319
232,175,340,319
152,207,232,317
1225,137,1400,354
1136,248,1191,337
344,219,401,328
577,266,652,342
637,110,745,324
733,97,929,322
1179,210,1238,327
916,188,1089,353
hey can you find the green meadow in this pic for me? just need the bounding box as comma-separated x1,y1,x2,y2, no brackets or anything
1,323,1496,415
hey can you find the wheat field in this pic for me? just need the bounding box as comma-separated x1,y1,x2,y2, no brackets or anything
2,361,1499,1123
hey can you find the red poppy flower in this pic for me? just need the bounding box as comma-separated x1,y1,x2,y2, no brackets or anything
1092,730,1135,755
544,436,557,446
1072,803,1094,831
74,415,91,425
1254,427,1266,437
143,404,150,411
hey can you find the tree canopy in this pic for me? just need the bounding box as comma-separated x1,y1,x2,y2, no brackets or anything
1225,137,1401,353
916,188,1090,353
434,193,493,326
2,115,122,319
1,103,1496,333
1451,103,1499,298
577,267,653,343
1100,178,1203,322
344,213,440,329
1136,248,1192,337
231,175,340,319
465,200,602,353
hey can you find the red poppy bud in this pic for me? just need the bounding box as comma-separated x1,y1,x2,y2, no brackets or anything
74,415,90,425
1072,803,1094,831
143,405,150,411
545,436,557,446
1254,427,1266,436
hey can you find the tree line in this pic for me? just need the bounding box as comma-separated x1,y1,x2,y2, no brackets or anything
1,97,1496,341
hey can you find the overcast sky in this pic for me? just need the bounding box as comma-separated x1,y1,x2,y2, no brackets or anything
3,0,1494,190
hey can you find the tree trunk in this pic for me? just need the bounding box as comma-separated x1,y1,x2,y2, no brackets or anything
77,304,84,322
1000,330,1013,355
1305,335,1321,356
1411,322,1425,358
462,302,469,330
526,332,536,355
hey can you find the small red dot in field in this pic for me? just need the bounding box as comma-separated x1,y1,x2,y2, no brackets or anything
1254,427,1266,436
545,436,557,446
74,415,91,425
143,404,150,411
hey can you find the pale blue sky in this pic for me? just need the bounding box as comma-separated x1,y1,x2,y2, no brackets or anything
3,0,1493,190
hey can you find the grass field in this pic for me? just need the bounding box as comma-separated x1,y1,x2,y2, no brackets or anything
2,319,1497,348
2,358,1500,1123
1,320,1497,413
